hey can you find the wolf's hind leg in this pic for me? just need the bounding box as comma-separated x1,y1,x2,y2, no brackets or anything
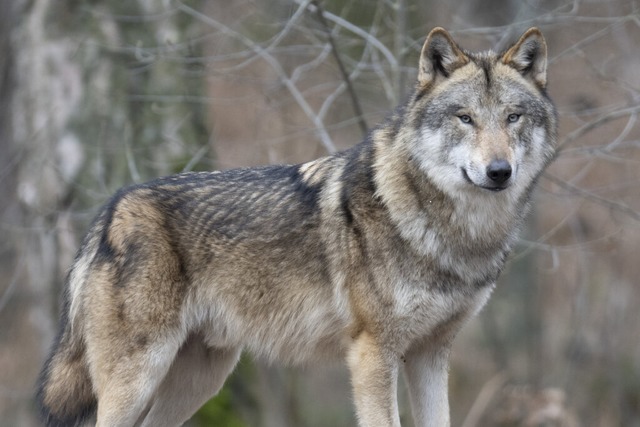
91,336,182,427
139,336,241,427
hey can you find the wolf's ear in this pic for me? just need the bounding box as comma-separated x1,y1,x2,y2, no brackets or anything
501,27,548,88
418,28,469,87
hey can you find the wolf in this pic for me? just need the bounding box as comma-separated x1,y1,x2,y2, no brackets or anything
36,27,556,427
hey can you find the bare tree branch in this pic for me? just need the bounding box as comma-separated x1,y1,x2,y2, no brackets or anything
461,372,509,427
556,105,640,152
296,0,398,71
543,173,640,222
175,0,338,153
311,0,369,136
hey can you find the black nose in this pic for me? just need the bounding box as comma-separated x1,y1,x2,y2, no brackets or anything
486,159,512,184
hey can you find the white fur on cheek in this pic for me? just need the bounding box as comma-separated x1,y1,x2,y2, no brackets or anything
515,126,548,191
413,128,469,193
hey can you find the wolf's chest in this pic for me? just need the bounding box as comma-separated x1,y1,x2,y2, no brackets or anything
381,234,505,343
390,267,496,345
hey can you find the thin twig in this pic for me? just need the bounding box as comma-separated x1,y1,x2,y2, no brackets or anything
311,0,368,136
544,173,640,222
0,250,26,314
393,0,407,100
549,21,622,65
175,1,337,153
557,105,640,152
317,39,371,123
461,372,509,427
123,124,141,183
297,0,398,70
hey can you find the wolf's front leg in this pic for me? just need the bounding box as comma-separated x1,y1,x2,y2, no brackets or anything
402,338,451,427
348,332,401,427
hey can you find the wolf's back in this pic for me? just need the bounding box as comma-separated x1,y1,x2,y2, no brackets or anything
36,215,104,427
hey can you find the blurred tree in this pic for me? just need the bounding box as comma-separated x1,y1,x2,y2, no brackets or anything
2,0,215,424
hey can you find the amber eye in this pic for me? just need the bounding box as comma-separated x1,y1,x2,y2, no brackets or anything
507,113,521,123
458,115,473,124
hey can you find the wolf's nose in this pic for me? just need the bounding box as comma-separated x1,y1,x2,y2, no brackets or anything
486,160,512,184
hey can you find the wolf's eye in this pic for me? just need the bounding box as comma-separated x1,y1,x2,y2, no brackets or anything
507,113,521,123
458,115,473,124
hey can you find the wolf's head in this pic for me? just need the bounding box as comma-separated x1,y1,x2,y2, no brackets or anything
407,27,557,197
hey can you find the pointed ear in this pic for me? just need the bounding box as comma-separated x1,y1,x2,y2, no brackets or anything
418,28,469,87
501,27,548,88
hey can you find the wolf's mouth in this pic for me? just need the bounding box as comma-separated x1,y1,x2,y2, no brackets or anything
461,168,508,192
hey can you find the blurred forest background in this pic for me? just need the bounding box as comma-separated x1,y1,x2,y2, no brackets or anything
1,0,639,426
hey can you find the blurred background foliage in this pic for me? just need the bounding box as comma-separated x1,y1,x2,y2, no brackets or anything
1,0,639,426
